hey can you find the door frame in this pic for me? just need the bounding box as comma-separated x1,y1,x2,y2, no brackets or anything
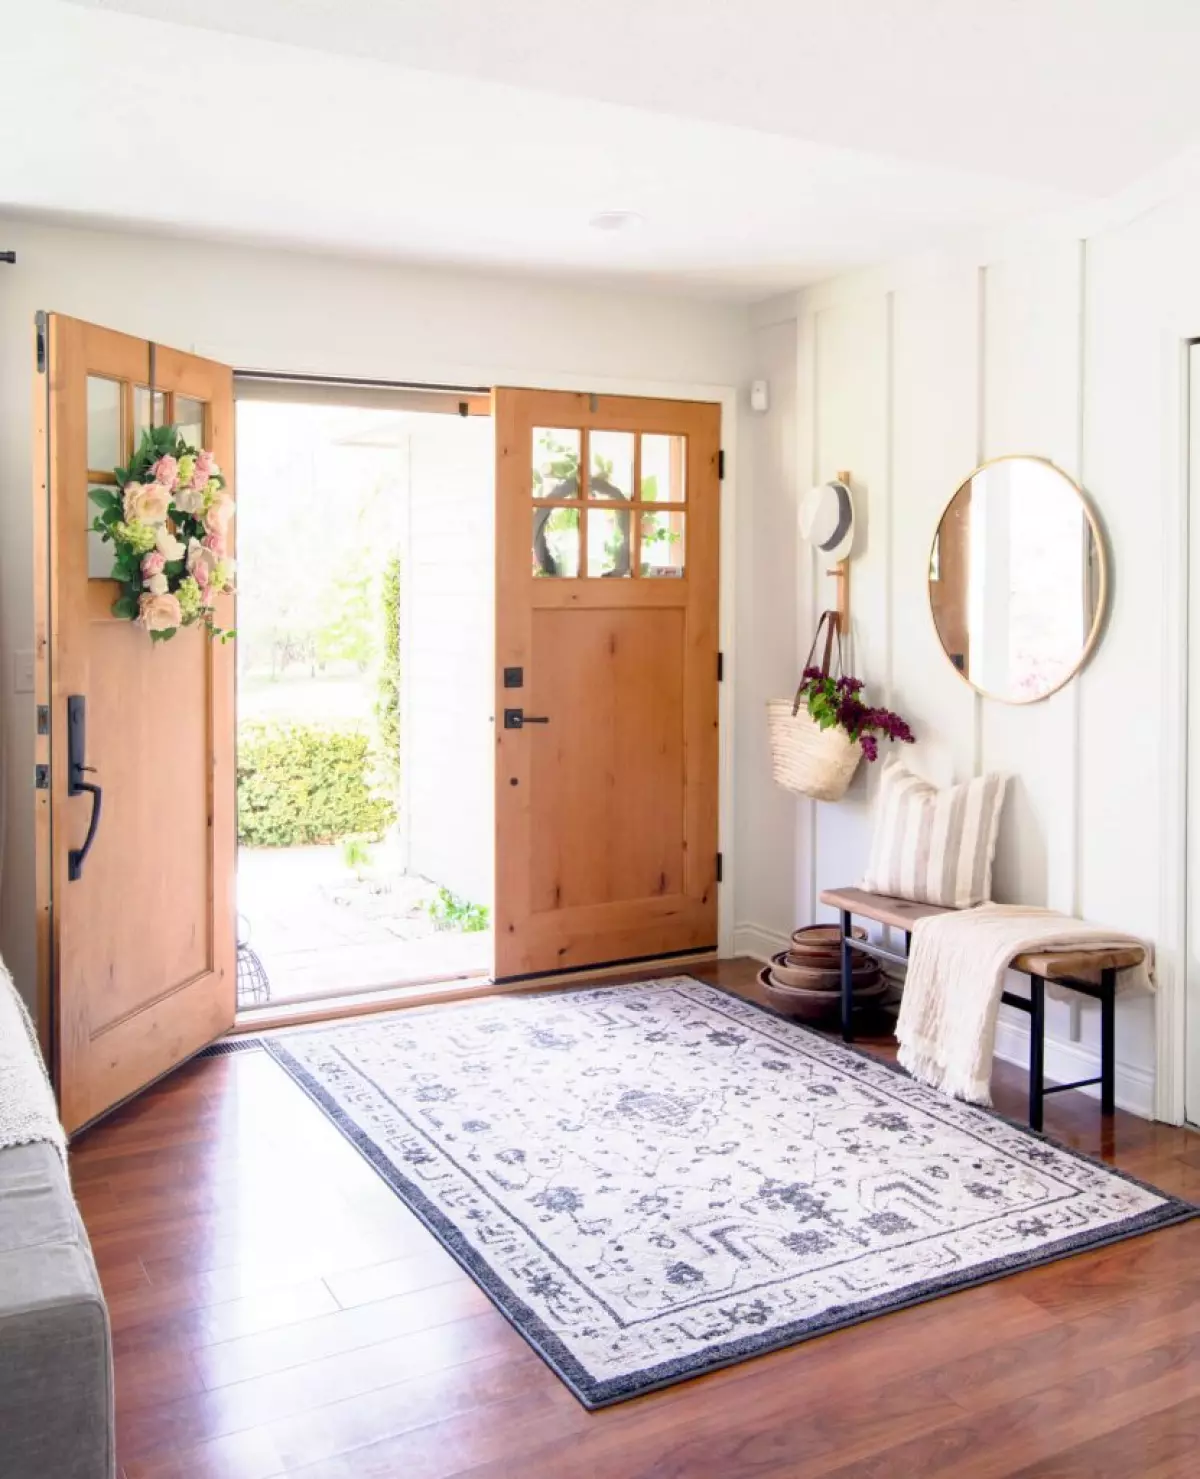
230,370,738,972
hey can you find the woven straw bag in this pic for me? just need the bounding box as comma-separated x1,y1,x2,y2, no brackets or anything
767,610,862,802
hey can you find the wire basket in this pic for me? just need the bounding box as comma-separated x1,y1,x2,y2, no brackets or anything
235,913,271,1009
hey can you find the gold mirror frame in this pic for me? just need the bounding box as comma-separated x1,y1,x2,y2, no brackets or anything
928,455,1108,706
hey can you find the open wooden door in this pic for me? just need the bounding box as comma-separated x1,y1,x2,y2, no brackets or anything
494,389,720,979
34,314,236,1135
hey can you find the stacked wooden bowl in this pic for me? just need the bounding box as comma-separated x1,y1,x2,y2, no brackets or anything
758,924,886,1022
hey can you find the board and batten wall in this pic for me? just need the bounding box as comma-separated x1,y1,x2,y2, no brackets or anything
0,214,752,1019
778,190,1200,1124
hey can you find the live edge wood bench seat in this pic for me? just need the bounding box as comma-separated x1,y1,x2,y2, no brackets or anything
818,886,1145,1130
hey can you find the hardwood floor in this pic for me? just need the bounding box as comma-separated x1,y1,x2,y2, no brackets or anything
70,959,1200,1479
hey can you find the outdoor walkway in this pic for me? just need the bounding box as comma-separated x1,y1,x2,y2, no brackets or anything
237,844,492,1007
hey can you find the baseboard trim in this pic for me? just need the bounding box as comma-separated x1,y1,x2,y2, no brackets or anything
993,1016,1155,1120
734,922,791,963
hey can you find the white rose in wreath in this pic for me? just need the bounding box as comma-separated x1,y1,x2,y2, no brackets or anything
173,485,205,516
138,592,182,632
123,481,171,526
155,526,186,562
145,572,169,596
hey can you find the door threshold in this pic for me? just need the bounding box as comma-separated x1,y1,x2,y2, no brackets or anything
227,951,719,1034
232,970,493,1033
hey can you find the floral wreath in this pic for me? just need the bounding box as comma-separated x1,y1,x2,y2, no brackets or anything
89,424,236,642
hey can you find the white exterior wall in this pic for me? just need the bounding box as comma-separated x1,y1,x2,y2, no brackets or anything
399,417,495,909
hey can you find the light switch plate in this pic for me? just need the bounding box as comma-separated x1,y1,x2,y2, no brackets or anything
12,650,34,694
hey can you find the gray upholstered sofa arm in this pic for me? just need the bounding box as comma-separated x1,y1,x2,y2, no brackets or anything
0,1142,114,1479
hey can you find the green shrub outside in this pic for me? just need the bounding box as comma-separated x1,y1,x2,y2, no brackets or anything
237,723,395,847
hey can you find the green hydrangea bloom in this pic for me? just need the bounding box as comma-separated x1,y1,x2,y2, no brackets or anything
176,576,202,622
113,519,157,555
176,454,196,485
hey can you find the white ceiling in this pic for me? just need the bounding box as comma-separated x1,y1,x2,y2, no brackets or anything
4,0,1200,299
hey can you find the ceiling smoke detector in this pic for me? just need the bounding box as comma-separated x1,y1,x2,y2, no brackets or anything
588,210,643,233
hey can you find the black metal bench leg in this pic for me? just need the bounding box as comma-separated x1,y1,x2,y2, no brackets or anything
1101,967,1116,1115
840,909,854,1043
1029,974,1045,1131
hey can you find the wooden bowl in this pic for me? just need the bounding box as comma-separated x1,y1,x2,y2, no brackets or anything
759,966,888,1020
768,951,880,992
789,924,865,955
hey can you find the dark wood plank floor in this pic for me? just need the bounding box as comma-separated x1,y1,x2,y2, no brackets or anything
70,959,1200,1479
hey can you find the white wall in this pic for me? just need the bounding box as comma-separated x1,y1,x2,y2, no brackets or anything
778,189,1200,1122
734,305,801,959
0,215,748,1014
400,415,495,909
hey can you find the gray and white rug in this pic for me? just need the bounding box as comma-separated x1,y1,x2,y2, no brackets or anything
264,977,1195,1408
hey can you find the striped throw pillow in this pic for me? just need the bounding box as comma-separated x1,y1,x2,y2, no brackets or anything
862,760,1008,908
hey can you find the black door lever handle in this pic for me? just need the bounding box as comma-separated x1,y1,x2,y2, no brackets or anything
66,695,103,881
503,709,550,729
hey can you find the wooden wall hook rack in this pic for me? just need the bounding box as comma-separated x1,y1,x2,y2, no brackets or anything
829,469,852,632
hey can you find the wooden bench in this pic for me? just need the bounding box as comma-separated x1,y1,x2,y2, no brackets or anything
819,887,1144,1130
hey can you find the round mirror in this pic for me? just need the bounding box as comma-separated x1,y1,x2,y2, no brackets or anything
928,457,1106,704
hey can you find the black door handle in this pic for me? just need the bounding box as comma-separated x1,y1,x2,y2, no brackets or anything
503,708,550,729
67,695,103,882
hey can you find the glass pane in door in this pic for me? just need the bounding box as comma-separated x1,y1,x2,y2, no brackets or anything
133,386,166,445
588,431,634,503
175,395,205,449
532,428,581,499
87,486,119,579
87,377,122,474
532,507,580,577
640,434,687,503
588,508,632,577
640,510,686,577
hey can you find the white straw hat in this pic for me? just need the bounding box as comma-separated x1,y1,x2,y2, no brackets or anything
799,479,855,563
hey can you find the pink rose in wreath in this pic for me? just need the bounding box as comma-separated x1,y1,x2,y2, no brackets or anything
152,455,178,488
203,496,234,538
141,551,165,579
201,532,225,556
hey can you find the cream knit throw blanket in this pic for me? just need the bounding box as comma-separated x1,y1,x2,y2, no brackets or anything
0,960,67,1164
896,904,1154,1106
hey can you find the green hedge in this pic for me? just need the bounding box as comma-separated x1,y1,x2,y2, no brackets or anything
237,723,395,847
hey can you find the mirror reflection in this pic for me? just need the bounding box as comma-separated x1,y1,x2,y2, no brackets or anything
929,457,1105,704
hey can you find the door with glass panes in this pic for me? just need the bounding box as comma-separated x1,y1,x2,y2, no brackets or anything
34,314,236,1134
493,389,720,979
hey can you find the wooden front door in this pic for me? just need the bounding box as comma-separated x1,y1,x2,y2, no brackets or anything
494,389,720,979
34,315,236,1135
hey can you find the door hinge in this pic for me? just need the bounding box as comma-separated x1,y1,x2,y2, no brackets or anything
35,764,49,790
715,852,723,884
35,310,47,374
718,448,726,481
717,651,724,682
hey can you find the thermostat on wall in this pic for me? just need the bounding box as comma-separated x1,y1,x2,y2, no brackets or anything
750,380,769,413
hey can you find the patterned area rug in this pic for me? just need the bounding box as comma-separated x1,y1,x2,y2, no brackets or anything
264,977,1195,1408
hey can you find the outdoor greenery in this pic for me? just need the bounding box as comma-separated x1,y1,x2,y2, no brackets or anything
340,835,374,879
374,554,402,802
426,887,490,933
237,723,395,846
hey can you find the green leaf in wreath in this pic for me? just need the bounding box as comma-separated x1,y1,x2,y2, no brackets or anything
111,595,139,620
